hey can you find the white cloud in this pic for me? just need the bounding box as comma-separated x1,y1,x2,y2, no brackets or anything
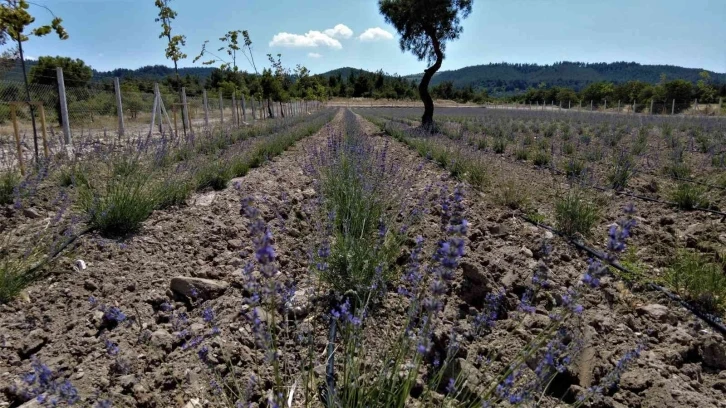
323,24,353,40
269,30,342,49
358,27,394,42
308,52,322,58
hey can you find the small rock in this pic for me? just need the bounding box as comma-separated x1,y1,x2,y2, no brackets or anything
701,339,726,370
443,358,482,395
19,329,48,358
183,399,202,408
461,261,486,284
544,231,554,240
22,208,41,219
170,276,229,300
83,279,98,292
74,260,87,271
636,304,672,323
659,216,675,226
521,246,533,258
195,192,216,206
620,369,654,391
286,289,311,318
302,188,316,199
149,330,175,352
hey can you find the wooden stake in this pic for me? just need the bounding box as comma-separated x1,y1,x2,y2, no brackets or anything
56,67,71,144
114,77,125,137
11,104,24,176
173,106,179,138
202,89,210,128
39,104,49,159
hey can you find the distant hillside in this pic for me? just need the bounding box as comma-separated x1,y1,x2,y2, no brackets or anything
93,65,215,81
403,61,726,95
319,67,380,79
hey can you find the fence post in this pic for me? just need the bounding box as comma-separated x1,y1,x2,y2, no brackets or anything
149,85,159,136
181,87,191,133
231,93,238,127
202,89,209,128
590,100,593,111
720,97,723,116
251,97,256,120
617,100,620,111
650,99,654,114
242,95,247,122
113,77,125,138
632,100,635,113
671,99,675,115
694,99,698,114
10,105,25,175
38,104,49,159
604,99,607,110
219,92,224,126
56,67,71,144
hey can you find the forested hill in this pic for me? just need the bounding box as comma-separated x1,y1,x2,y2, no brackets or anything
402,61,726,94
92,65,215,81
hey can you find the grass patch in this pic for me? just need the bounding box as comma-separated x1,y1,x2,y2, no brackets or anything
79,169,158,236
0,170,20,205
515,148,529,161
555,190,599,237
607,153,635,191
532,150,551,167
671,183,709,210
496,180,530,210
666,250,726,313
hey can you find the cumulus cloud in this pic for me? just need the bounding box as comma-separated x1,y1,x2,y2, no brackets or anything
323,24,353,40
358,27,394,42
269,30,342,49
308,52,322,58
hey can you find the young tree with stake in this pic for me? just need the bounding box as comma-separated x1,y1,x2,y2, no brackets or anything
154,0,187,134
0,0,68,164
379,0,472,132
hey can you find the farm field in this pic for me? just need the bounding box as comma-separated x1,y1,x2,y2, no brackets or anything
2,104,726,407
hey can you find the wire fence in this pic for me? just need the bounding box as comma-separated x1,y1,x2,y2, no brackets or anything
494,99,725,116
0,70,322,172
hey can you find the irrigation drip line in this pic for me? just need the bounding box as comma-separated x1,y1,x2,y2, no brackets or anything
367,115,726,336
518,215,726,337
323,313,337,407
633,169,726,192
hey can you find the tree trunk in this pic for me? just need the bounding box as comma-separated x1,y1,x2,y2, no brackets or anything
18,40,40,164
419,34,444,133
267,98,274,118
279,101,285,118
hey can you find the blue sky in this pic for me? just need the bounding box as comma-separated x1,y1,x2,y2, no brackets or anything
13,0,726,75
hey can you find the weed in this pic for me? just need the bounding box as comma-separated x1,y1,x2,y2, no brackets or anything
194,159,232,191
515,148,529,161
0,170,20,205
666,250,726,313
564,159,585,178
607,152,635,190
532,150,551,167
555,190,598,237
671,183,709,210
493,138,507,154
664,162,691,179
497,180,530,210
79,170,157,236
562,142,574,156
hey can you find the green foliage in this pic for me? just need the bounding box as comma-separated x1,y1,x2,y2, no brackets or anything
79,169,157,236
562,142,574,155
555,190,598,237
153,176,192,209
497,180,530,210
664,162,691,179
29,56,91,87
194,158,232,191
0,170,20,205
671,183,709,210
666,250,726,313
532,150,551,166
514,148,529,161
564,159,585,178
0,0,68,44
154,0,186,74
607,153,635,190
492,138,506,154
0,256,33,304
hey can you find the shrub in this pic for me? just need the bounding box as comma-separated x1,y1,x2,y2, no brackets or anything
79,170,157,236
564,159,585,178
153,176,192,209
555,190,598,237
666,250,726,313
475,137,488,150
562,142,574,156
497,180,530,210
0,170,20,205
492,138,506,154
664,162,691,179
532,150,551,166
0,258,31,304
607,152,635,190
671,183,709,210
194,159,232,191
515,148,529,161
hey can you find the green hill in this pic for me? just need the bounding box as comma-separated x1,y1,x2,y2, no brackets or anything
402,61,726,95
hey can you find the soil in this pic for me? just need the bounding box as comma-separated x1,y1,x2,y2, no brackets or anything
1,108,726,408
